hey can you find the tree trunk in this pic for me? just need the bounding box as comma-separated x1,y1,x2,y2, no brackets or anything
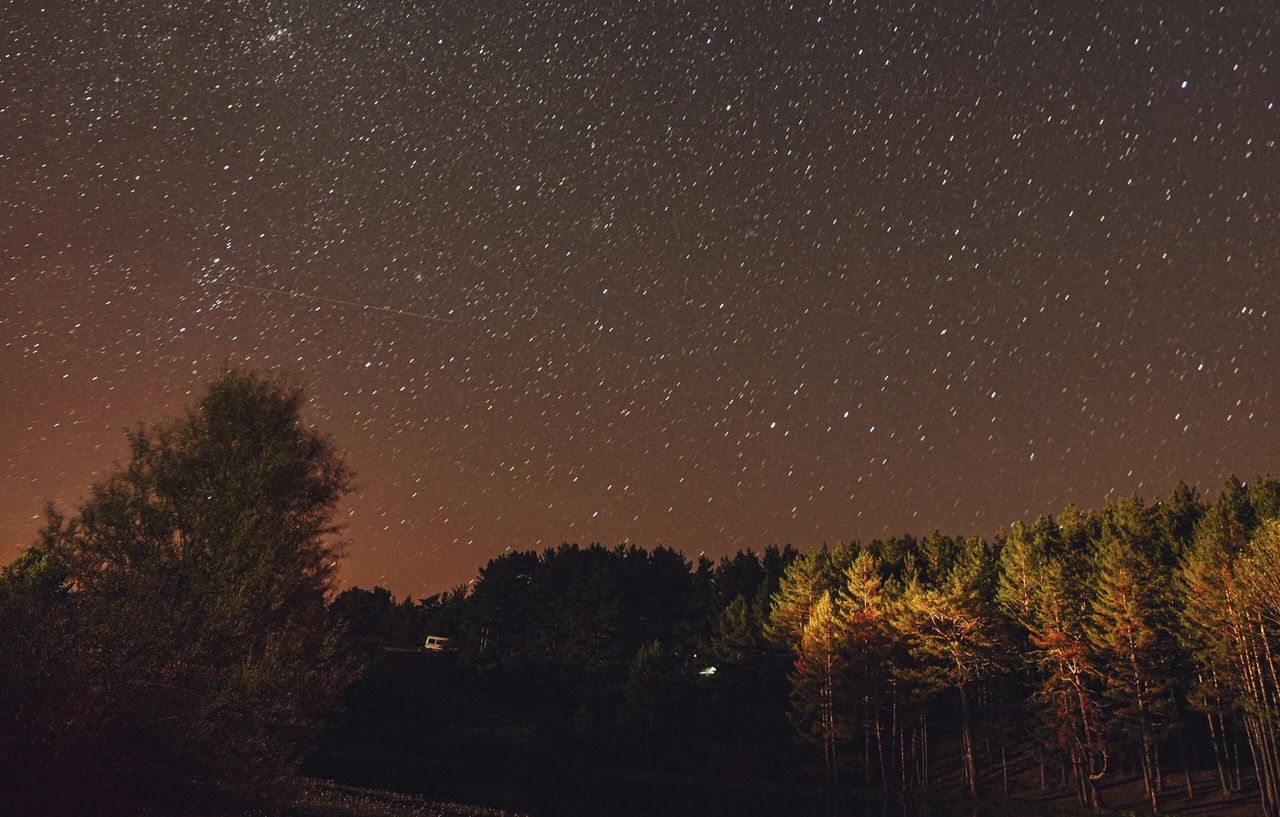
875,710,888,790
1232,718,1243,793
1141,732,1157,812
1155,739,1163,792
1207,710,1231,796
959,683,978,796
826,651,838,789
901,715,909,794
1002,744,1009,799
922,710,930,790
1038,742,1046,793
1179,734,1195,800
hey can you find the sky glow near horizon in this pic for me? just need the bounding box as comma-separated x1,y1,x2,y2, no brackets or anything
2,1,1276,597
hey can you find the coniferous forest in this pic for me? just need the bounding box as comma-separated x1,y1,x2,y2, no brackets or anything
3,371,1280,816
327,473,1280,816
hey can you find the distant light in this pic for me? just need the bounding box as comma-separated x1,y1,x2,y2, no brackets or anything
700,666,717,676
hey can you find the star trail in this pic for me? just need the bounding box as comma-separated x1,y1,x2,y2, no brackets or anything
2,1,1276,597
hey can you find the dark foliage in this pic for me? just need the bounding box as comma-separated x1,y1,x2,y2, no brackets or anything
327,543,802,781
325,476,1280,816
9,372,1280,814
0,370,354,814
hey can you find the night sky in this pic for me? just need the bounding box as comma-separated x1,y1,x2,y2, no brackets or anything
3,1,1276,598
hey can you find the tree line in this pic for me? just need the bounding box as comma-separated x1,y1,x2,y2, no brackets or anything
333,478,1280,814
4,369,1280,815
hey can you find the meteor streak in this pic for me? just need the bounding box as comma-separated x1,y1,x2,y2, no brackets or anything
204,279,455,323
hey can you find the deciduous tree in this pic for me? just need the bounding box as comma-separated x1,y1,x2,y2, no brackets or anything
0,370,354,812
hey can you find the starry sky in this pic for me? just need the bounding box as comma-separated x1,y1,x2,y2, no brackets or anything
2,1,1277,597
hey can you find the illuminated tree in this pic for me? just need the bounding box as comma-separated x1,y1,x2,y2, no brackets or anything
769,543,858,784
1179,477,1257,799
1088,496,1178,811
839,550,897,789
1180,478,1280,814
789,589,849,785
767,543,853,650
895,535,1004,796
998,515,1107,806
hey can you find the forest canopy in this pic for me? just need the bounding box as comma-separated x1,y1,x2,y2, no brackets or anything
5,369,1280,816
334,476,1280,815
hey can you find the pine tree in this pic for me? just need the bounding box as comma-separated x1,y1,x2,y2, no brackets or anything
790,590,849,786
767,543,853,649
997,515,1107,806
1089,496,1177,811
1156,480,1205,562
839,550,897,789
711,594,763,663
1179,476,1280,813
894,536,1003,796
1237,518,1280,814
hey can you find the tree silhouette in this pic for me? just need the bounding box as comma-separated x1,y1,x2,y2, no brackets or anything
0,371,354,812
